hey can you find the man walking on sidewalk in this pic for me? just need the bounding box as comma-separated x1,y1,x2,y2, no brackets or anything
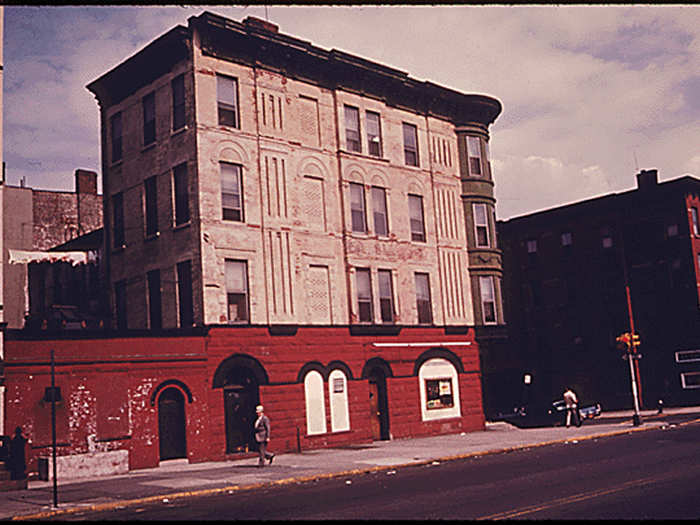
254,405,275,467
563,388,581,427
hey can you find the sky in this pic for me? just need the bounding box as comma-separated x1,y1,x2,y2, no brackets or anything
3,4,699,220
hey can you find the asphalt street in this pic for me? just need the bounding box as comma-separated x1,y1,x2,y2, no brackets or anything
45,419,700,520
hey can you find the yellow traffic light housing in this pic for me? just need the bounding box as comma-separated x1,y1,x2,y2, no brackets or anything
631,332,641,350
616,332,631,351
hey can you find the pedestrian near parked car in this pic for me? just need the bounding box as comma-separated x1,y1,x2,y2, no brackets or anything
563,388,581,427
254,405,274,467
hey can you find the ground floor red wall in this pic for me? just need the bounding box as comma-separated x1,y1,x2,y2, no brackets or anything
3,326,485,475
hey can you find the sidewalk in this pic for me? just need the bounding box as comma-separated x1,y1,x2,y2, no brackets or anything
3,406,699,520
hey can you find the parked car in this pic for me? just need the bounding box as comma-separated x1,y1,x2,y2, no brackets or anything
496,399,602,428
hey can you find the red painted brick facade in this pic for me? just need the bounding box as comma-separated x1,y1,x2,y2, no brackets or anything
4,326,483,475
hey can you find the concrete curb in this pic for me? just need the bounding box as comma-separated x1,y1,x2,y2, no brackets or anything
12,417,700,521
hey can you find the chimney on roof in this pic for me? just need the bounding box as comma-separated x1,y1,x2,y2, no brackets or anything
636,169,658,191
75,169,97,195
243,16,279,34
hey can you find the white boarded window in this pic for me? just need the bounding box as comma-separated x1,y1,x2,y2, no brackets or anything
329,369,350,432
307,265,331,324
418,358,461,421
304,370,327,435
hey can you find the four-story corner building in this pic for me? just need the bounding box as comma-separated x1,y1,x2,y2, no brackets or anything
4,12,502,473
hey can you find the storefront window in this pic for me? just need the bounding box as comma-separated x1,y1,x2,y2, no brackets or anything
425,378,454,410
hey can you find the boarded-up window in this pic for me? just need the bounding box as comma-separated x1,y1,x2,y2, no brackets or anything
299,96,320,147
304,370,327,435
307,265,331,324
302,176,326,231
329,369,350,432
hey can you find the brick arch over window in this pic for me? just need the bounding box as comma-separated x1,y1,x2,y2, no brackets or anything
296,360,354,382
213,140,249,167
361,357,394,379
298,156,329,179
212,354,269,388
412,348,464,376
297,361,327,382
150,379,194,407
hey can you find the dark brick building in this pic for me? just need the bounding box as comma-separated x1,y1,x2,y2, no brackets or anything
494,170,700,413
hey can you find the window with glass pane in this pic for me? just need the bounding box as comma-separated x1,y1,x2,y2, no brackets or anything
112,192,125,248
561,232,573,246
366,111,382,157
217,75,239,128
221,162,243,221
344,105,361,152
143,92,156,145
371,186,389,236
144,176,158,237
601,227,613,248
527,239,537,253
692,207,699,236
467,136,482,176
403,123,419,166
356,268,373,323
473,203,490,247
115,280,127,330
177,260,194,328
111,112,122,163
147,269,162,330
378,270,394,324
173,163,190,225
479,276,496,324
483,139,492,178
409,194,426,242
415,272,432,324
172,74,185,131
349,182,367,233
225,259,249,322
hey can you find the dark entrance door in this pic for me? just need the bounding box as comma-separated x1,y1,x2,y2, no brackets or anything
368,370,390,440
158,388,187,460
223,367,259,453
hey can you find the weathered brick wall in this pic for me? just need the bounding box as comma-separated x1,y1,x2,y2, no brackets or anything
5,326,484,473
32,190,102,251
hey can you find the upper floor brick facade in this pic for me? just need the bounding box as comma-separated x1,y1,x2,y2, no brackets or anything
87,12,502,332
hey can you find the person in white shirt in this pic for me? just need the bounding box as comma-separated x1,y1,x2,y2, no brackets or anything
563,388,581,427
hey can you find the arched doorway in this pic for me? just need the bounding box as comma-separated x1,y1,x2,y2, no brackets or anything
362,358,392,441
223,366,259,453
158,387,187,460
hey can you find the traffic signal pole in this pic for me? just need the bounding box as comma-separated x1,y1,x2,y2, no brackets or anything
625,286,642,426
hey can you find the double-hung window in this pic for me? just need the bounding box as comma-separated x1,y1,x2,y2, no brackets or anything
221,162,244,222
112,192,125,249
144,176,158,237
378,269,394,324
344,105,361,152
172,74,185,131
692,207,700,236
479,275,497,324
356,268,373,323
114,280,127,330
467,136,482,176
403,123,419,166
366,111,382,157
371,186,389,237
110,112,122,163
147,269,162,331
349,182,367,233
226,259,249,322
177,260,194,328
217,75,239,128
415,273,433,324
173,163,190,226
473,203,490,247
409,194,426,242
143,92,156,146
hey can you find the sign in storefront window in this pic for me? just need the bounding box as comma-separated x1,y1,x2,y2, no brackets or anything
333,377,345,393
425,378,454,410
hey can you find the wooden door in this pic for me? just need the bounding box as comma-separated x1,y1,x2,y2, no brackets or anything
158,388,187,460
369,380,382,440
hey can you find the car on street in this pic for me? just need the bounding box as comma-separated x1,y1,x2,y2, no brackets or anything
496,399,602,428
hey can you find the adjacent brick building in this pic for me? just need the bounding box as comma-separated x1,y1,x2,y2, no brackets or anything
496,170,700,413
4,12,504,475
